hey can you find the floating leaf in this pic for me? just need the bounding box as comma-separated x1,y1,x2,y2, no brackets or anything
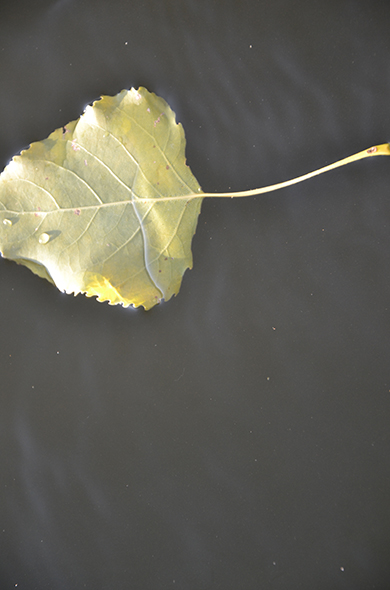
0,87,389,309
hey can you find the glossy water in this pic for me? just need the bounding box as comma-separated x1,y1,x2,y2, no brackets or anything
1,1,390,589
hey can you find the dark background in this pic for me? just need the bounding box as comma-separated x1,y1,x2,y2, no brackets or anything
1,1,390,589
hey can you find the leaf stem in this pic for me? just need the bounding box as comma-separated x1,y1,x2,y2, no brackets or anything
201,143,390,199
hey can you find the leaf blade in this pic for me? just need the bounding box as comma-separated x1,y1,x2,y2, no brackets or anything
0,87,204,309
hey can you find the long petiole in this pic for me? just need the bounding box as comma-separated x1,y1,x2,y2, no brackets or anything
200,143,390,199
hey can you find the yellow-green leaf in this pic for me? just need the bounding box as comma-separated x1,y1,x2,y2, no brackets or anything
0,87,204,309
1,86,389,309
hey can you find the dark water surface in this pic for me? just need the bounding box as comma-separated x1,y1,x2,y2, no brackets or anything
1,1,390,589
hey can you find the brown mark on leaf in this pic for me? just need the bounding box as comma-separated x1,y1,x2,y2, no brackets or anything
71,140,80,152
74,209,81,216
367,147,377,154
